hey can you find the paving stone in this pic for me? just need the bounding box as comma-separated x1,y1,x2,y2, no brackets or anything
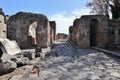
46,77,59,80
105,69,116,73
57,66,68,72
110,72,120,78
7,41,120,80
101,77,119,80
78,71,100,80
97,65,106,70
82,67,91,71
104,63,113,67
59,76,73,80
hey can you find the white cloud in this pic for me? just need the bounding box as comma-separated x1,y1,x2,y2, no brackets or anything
72,8,91,17
49,8,90,34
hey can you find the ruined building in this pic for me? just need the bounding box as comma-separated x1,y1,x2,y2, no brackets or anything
7,12,56,49
69,15,120,48
50,21,56,44
0,8,21,57
0,8,7,39
56,33,68,40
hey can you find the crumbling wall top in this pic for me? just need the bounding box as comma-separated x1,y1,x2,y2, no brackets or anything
7,12,48,22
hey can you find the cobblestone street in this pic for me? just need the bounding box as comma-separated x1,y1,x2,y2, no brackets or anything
3,40,120,80
38,41,120,80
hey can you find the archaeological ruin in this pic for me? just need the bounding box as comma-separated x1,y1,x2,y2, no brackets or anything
0,8,57,76
69,15,120,48
1,6,120,79
0,8,7,39
7,12,56,49
50,21,56,45
56,33,69,40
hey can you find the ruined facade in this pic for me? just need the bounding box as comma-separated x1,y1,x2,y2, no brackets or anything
7,12,52,49
108,20,120,48
56,33,68,40
69,26,73,41
50,21,56,45
0,8,7,39
69,15,120,48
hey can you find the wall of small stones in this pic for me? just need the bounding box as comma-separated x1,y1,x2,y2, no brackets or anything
0,9,7,39
70,15,108,48
6,12,51,49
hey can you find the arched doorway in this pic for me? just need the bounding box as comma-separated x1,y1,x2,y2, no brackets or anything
28,20,37,47
90,19,99,46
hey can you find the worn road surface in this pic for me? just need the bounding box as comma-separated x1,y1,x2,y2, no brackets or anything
1,40,120,80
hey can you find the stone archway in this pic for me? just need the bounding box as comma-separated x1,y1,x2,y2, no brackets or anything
28,19,37,47
90,19,99,46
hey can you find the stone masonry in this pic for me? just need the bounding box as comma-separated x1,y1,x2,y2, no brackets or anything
50,21,56,45
0,8,7,39
56,33,68,40
69,15,120,48
7,12,52,49
108,19,120,48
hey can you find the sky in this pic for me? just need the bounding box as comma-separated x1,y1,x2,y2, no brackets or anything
0,0,92,34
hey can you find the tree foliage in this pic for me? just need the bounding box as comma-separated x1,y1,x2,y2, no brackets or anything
86,0,120,19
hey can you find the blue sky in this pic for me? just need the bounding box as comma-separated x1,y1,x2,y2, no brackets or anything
0,0,91,34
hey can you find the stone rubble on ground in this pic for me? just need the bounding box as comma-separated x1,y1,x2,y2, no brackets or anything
1,41,120,80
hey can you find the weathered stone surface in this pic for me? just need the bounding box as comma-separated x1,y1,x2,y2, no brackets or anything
1,53,15,61
69,15,120,49
70,15,108,48
35,52,41,58
110,72,120,78
49,21,56,45
16,51,34,60
23,51,35,60
108,20,120,48
0,61,17,76
56,33,68,40
9,75,22,80
1,41,120,80
7,12,53,49
0,8,7,39
0,38,21,55
35,47,42,53
16,57,29,67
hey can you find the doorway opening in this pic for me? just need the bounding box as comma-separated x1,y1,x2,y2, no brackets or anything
28,20,37,47
0,48,3,59
90,19,99,46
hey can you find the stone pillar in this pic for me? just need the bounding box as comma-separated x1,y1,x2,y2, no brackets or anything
0,8,7,39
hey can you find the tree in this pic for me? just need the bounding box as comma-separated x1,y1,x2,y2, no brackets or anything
86,0,120,19
110,0,120,19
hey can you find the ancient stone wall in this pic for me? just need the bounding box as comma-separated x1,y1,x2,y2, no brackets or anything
7,12,51,49
0,9,7,39
69,26,73,41
50,21,56,45
56,33,68,40
71,15,108,48
108,20,120,48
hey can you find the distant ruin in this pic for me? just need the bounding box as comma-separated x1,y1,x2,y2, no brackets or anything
69,15,120,48
56,33,68,40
